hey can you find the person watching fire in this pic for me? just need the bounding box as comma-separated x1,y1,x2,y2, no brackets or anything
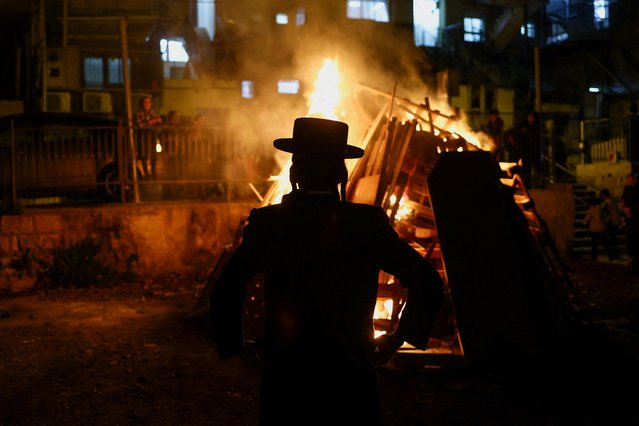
210,117,444,424
135,96,162,179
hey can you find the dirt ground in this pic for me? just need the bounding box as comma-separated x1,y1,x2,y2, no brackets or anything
1,257,638,426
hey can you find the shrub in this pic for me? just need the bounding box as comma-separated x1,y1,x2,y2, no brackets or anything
36,238,136,288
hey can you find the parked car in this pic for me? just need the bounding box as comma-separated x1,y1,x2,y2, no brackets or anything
0,112,127,202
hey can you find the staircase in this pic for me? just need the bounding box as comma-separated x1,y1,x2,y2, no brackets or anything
571,183,627,258
571,183,597,256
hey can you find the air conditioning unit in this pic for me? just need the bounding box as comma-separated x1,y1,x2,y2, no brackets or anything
82,92,113,113
47,92,71,112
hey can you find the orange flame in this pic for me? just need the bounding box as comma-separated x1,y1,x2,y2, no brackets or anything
307,59,342,120
266,58,345,205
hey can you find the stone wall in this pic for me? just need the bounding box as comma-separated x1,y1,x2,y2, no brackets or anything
575,160,633,198
0,188,577,292
0,202,256,292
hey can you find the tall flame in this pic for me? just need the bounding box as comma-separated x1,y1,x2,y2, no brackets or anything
265,58,344,205
307,59,341,120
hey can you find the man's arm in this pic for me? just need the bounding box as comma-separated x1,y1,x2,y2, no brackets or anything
210,210,266,360
373,208,444,351
386,243,444,349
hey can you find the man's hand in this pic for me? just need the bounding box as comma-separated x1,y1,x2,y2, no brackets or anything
237,340,262,368
371,334,404,367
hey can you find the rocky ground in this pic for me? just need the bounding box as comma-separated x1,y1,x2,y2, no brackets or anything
0,257,637,425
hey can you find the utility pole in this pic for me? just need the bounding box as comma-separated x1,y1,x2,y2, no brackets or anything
120,17,140,203
39,0,47,111
534,47,541,114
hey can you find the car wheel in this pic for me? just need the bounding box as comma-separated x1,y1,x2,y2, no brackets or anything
97,163,122,201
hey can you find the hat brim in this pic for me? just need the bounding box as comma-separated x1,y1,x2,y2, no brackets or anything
273,138,364,159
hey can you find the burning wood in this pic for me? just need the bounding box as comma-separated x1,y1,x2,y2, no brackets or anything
191,59,482,358
191,57,574,366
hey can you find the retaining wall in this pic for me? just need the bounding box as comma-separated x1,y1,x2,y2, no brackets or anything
1,186,574,292
0,201,256,292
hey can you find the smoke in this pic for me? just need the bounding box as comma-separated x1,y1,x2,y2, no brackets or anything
210,2,490,183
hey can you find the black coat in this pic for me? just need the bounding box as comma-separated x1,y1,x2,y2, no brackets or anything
211,189,443,424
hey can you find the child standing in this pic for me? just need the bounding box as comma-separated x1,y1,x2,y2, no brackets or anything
584,197,609,260
600,188,622,260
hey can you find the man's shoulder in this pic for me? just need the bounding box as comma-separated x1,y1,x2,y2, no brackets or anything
339,202,390,226
341,201,385,214
248,204,282,220
250,201,387,221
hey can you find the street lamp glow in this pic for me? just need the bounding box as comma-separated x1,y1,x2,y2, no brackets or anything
589,87,601,93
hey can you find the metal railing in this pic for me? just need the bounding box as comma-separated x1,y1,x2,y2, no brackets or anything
502,129,549,187
580,117,631,163
1,121,269,206
1,124,121,202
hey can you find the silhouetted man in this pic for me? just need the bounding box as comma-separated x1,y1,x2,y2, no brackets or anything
211,117,443,425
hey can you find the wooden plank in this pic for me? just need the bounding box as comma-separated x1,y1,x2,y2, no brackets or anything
377,120,408,207
346,107,388,198
350,174,380,205
384,120,417,213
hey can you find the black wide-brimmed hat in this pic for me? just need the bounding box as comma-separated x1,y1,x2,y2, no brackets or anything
273,117,364,159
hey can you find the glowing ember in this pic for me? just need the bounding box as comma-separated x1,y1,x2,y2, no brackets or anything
155,142,162,153
373,298,394,320
388,194,413,221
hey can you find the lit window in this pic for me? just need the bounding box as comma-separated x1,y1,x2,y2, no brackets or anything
197,0,216,40
594,0,609,29
160,39,189,63
241,81,254,99
107,58,131,85
278,80,300,95
296,8,306,26
520,22,535,38
463,17,484,42
346,0,389,23
413,0,439,47
276,13,289,25
547,23,568,44
83,57,103,87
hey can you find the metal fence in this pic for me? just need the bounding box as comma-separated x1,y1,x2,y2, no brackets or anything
503,130,549,186
581,117,631,163
465,112,636,185
3,115,635,206
1,121,269,206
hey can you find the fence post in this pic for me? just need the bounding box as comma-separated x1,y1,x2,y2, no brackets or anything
10,119,17,206
579,120,585,164
547,130,555,182
117,121,126,203
120,17,140,203
628,114,639,162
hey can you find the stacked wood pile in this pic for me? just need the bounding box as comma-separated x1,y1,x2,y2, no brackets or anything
344,87,476,360
190,85,575,367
